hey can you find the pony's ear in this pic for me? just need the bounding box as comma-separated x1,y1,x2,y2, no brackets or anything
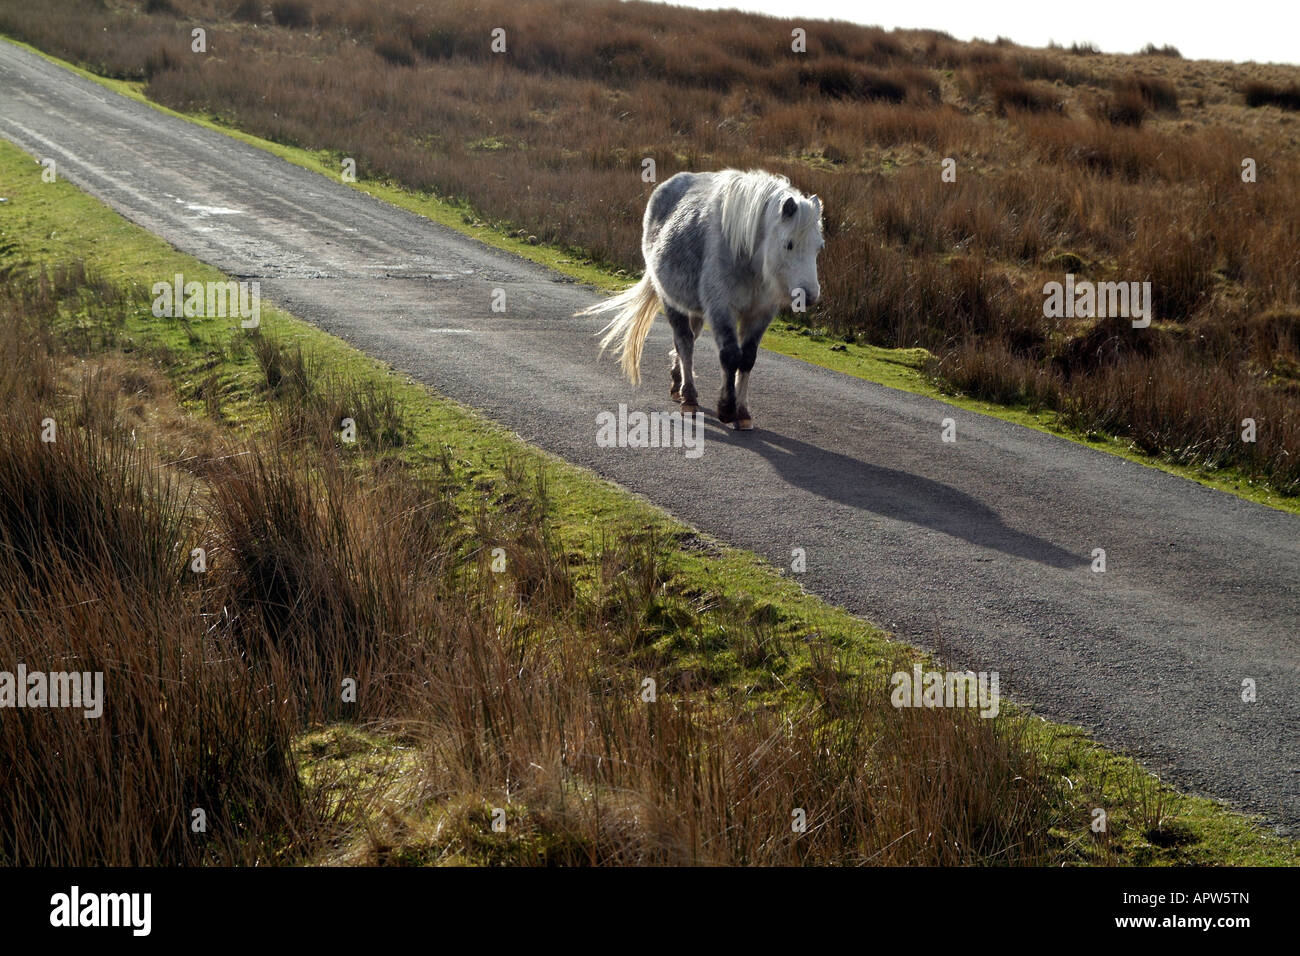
809,194,823,216
781,196,798,219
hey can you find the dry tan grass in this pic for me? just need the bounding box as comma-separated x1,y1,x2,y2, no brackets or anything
0,263,1066,865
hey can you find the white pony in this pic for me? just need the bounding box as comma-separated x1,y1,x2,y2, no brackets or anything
580,169,824,430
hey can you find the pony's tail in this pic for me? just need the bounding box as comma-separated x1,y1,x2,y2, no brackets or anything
578,276,660,384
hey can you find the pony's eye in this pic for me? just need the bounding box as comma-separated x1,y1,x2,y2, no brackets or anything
786,241,793,250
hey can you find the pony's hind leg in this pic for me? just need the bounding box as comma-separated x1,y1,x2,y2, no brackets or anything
665,306,699,413
670,315,704,401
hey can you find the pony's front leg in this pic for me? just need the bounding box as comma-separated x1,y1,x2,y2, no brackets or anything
731,313,772,430
734,369,752,430
712,317,742,425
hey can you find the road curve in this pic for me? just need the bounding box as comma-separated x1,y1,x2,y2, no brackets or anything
2,40,1296,828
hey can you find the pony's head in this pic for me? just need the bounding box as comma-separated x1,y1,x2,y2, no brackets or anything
763,190,824,311
720,171,824,312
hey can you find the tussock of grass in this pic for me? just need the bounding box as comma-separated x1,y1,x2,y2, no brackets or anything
1242,80,1300,110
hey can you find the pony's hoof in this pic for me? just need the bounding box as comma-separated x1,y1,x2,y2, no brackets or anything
716,401,736,424
735,406,753,430
681,403,700,416
670,388,682,402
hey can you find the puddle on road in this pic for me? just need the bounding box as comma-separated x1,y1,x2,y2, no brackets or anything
173,198,242,216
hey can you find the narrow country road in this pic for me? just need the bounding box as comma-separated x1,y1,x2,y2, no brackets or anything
2,40,1296,828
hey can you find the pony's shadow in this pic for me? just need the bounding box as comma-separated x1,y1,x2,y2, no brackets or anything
706,422,1084,570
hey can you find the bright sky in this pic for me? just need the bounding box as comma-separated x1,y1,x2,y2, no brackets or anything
658,0,1299,65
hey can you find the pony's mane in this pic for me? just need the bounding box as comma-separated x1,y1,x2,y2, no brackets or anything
717,169,816,261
